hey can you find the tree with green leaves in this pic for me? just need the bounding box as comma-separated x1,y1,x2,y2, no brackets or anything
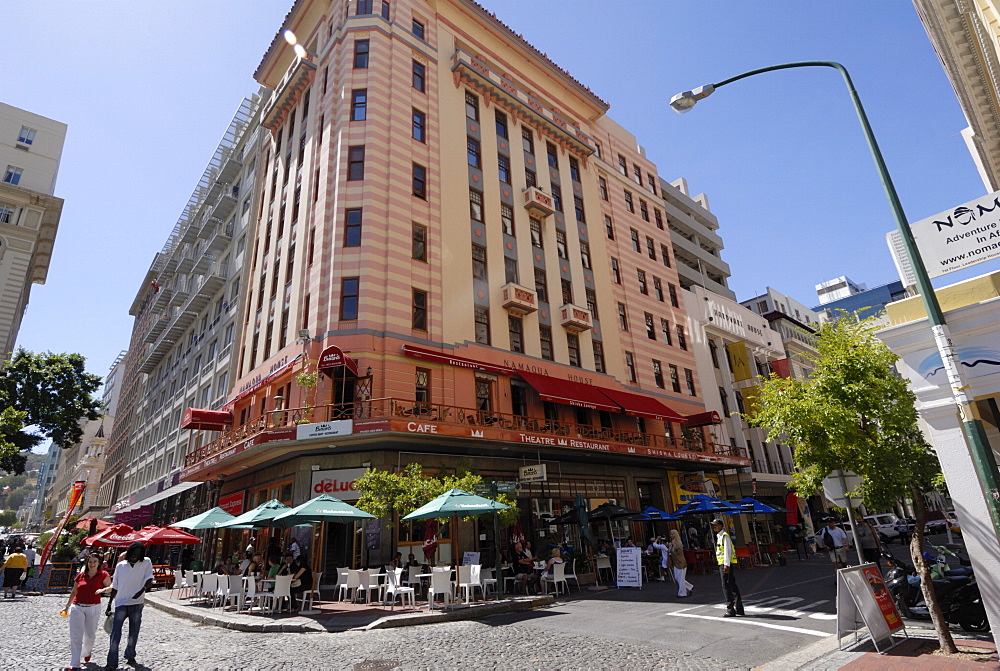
0,510,17,527
0,349,103,474
748,316,958,653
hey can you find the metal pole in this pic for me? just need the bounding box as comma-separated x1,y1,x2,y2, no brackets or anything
709,60,1000,542
491,482,503,598
837,471,865,566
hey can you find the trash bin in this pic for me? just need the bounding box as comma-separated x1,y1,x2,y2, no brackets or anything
190,560,204,572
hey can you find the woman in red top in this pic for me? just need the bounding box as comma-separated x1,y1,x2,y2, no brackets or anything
62,553,111,670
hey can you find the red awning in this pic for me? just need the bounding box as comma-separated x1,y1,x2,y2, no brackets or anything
516,371,621,412
685,410,722,427
318,345,359,376
401,345,513,376
599,387,687,423
181,408,233,431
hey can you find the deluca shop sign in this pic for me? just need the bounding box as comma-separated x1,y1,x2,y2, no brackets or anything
310,468,368,501
888,189,1000,282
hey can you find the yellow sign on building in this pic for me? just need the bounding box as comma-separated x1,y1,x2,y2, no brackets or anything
668,471,722,507
727,341,753,381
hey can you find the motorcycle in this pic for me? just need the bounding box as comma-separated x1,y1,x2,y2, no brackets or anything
881,548,989,633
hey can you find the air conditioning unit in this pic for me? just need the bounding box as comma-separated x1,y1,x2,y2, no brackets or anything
532,498,553,517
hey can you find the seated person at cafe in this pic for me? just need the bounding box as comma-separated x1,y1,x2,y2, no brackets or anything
390,552,403,570
237,552,252,575
288,556,312,609
277,553,295,576
267,557,282,579
540,547,564,580
243,553,264,577
406,553,421,568
512,542,539,594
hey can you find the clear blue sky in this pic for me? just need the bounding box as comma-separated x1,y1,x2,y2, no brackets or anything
4,1,997,386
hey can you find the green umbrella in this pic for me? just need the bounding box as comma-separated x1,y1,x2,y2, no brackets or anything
169,506,246,530
272,494,376,525
403,489,510,603
216,499,297,529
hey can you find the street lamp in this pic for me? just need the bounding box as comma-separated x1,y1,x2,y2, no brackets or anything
670,61,1000,540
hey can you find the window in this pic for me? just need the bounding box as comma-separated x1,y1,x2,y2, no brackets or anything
685,369,696,396
625,352,637,382
592,341,606,373
546,142,558,168
534,268,548,302
639,200,649,221
539,325,554,361
529,217,543,248
344,208,362,246
585,288,598,318
465,91,479,121
467,136,481,168
555,229,568,259
637,270,648,294
654,209,664,230
500,203,515,236
618,154,628,175
617,303,629,331
353,39,370,68
412,60,425,92
340,277,360,320
469,188,483,221
709,340,720,368
347,146,365,180
508,315,524,353
660,318,672,346
561,279,573,305
630,229,640,252
412,18,425,39
0,203,14,224
381,0,390,19
525,168,536,188
495,110,508,139
624,190,634,213
521,127,534,154
719,388,730,416
604,215,615,240
569,157,580,181
471,244,487,280
676,324,687,350
669,364,681,392
412,108,426,142
412,289,427,330
17,127,36,145
416,368,430,404
351,89,367,120
357,0,373,13
580,240,591,269
566,333,581,367
660,244,671,267
611,257,621,284
648,175,658,194
551,184,562,212
574,196,585,223
498,155,511,183
3,166,22,185
504,256,518,284
652,277,664,302
645,312,655,339
668,283,679,307
475,306,490,344
634,165,642,184
412,223,427,261
653,360,665,389
646,236,656,260
413,163,427,198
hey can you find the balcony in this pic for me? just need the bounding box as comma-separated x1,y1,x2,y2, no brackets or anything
501,282,538,315
210,187,237,222
205,220,233,256
262,53,317,133
143,314,168,344
523,186,555,219
559,303,593,332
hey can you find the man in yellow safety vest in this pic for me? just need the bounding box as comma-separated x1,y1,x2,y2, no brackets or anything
712,518,744,617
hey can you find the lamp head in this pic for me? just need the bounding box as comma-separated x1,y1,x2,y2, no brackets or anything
283,29,298,46
669,84,716,113
293,44,307,60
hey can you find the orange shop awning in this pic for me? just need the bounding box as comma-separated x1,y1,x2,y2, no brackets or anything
401,344,513,376
598,387,687,423
516,370,621,413
181,408,233,431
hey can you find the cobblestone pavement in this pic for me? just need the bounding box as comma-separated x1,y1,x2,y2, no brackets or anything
5,594,734,670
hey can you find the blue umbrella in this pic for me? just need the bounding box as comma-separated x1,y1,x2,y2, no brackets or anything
672,494,740,517
634,506,679,521
722,497,781,515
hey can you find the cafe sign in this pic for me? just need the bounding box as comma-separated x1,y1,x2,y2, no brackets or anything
518,464,547,483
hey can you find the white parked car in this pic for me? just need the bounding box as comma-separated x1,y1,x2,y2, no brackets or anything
863,513,901,541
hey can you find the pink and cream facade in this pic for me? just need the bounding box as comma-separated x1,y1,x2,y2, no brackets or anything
182,0,747,568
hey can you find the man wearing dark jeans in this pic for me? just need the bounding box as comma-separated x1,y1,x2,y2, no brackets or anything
105,542,153,670
712,518,744,617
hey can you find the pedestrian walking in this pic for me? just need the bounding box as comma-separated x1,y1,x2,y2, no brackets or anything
104,542,154,670
894,518,910,546
711,518,743,617
668,529,694,597
2,545,28,599
62,553,111,670
820,517,850,570
855,518,881,564
650,536,669,582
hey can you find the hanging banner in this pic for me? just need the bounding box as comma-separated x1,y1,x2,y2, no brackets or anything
771,358,792,379
741,385,761,416
41,481,87,570
726,342,753,382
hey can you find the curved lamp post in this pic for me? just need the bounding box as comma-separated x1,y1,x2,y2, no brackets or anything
670,61,1000,540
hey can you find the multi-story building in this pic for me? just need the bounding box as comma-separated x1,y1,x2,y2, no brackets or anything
743,287,820,381
914,0,1000,192
178,0,747,571
660,178,735,300
101,97,264,527
31,442,61,525
812,275,908,322
0,102,65,360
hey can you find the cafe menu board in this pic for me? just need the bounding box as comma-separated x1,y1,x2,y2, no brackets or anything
462,551,481,566
616,546,643,589
836,563,905,652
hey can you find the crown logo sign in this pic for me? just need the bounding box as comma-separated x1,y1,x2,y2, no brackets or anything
471,429,485,438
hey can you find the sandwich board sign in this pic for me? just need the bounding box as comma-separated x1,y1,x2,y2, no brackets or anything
836,563,906,652
615,546,643,589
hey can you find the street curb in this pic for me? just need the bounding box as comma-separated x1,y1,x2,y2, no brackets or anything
364,594,555,630
754,634,854,670
144,593,327,633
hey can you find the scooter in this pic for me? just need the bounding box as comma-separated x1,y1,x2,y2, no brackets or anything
881,549,989,632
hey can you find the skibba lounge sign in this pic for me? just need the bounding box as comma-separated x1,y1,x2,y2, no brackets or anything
888,189,1000,282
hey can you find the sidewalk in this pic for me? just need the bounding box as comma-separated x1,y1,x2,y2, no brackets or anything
760,632,998,670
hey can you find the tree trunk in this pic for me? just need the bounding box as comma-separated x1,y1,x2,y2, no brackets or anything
909,481,957,654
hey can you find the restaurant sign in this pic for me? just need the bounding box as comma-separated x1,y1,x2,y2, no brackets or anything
296,419,353,441
518,464,547,483
218,491,245,516
310,468,368,501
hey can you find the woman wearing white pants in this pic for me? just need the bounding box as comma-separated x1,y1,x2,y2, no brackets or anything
669,530,694,597
62,554,111,670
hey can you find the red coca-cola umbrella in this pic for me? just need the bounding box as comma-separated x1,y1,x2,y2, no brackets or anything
74,517,111,533
136,525,201,546
82,524,142,548
422,519,439,561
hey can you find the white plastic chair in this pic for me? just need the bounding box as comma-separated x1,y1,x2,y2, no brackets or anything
260,574,293,614
503,566,521,594
325,567,349,599
383,568,415,610
405,565,424,596
197,573,217,603
458,564,484,602
481,567,497,598
564,559,580,592
299,571,323,611
542,562,569,596
596,555,613,584
171,570,192,599
355,569,376,604
241,577,259,612
427,568,453,609
221,575,244,610
212,575,230,608
338,569,360,602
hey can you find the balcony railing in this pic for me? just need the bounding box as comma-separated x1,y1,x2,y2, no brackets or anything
184,397,746,469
